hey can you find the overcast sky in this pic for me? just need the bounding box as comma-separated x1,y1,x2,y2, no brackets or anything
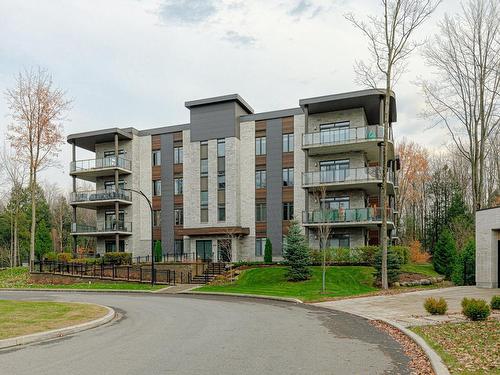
0,0,455,191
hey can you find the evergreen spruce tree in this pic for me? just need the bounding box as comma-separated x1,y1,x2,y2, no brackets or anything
264,238,272,264
35,219,53,260
283,222,311,281
452,240,475,286
154,240,162,262
433,229,457,279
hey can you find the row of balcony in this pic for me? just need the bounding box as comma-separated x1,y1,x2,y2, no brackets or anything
71,221,133,235
302,167,394,186
302,207,394,228
302,125,392,147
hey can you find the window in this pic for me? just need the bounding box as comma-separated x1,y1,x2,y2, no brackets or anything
200,191,209,206
282,168,294,186
152,150,161,166
321,196,350,210
174,207,183,225
153,180,161,196
217,139,225,157
283,202,294,220
200,208,208,223
320,159,350,182
174,240,184,255
105,210,125,230
255,203,267,222
255,170,267,189
218,174,226,190
174,147,183,164
255,137,266,155
218,205,226,221
104,180,125,191
283,133,294,152
320,121,350,143
105,240,125,252
327,234,350,248
200,159,208,176
217,157,225,172
174,178,183,195
255,238,266,257
153,210,161,227
200,141,208,158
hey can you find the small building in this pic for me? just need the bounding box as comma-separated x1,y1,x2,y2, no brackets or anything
476,206,500,288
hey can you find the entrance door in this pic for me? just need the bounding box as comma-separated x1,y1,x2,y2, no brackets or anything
196,240,212,261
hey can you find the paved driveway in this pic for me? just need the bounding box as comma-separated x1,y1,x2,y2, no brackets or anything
0,291,410,375
315,286,499,327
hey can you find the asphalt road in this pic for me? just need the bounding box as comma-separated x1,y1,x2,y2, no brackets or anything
0,291,410,374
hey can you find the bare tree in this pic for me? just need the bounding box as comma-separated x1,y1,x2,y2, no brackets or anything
419,0,500,211
5,68,70,270
345,0,441,289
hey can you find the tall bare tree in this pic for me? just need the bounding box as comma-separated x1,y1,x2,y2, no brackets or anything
5,68,70,270
312,185,333,293
419,0,500,211
345,0,441,289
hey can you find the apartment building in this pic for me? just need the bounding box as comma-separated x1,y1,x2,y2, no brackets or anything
68,89,399,261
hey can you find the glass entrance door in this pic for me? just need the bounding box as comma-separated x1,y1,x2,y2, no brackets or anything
196,240,212,261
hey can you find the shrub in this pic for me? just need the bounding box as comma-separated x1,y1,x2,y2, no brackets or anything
264,239,273,264
374,248,401,285
57,252,72,263
103,252,132,265
358,246,379,265
43,252,58,262
390,246,410,265
490,296,500,310
154,241,162,262
451,240,475,286
283,222,311,281
461,298,491,321
424,297,448,315
409,240,431,264
433,229,457,279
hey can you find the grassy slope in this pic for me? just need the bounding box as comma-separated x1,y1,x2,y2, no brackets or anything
411,321,500,375
0,300,108,339
0,267,163,291
197,266,378,302
400,263,441,277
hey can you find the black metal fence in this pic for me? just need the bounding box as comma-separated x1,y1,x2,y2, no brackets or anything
132,252,197,264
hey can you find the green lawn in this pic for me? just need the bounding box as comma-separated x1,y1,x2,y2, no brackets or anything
0,267,163,291
401,263,441,277
411,321,500,374
197,266,378,302
0,300,108,339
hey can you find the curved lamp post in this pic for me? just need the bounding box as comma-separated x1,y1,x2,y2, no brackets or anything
123,188,155,285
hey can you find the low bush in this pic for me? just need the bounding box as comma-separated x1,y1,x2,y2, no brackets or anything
43,252,58,262
390,246,410,265
57,253,72,263
424,297,448,315
490,295,500,310
103,252,132,265
373,248,401,285
461,298,491,321
358,246,379,265
409,240,431,264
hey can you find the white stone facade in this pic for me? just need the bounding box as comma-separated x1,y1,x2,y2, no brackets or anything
476,207,500,288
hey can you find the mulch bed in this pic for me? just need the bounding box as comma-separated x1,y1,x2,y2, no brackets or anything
370,320,434,375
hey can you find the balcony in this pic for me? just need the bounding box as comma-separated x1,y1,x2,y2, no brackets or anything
302,125,394,158
302,167,395,195
71,221,133,236
69,157,132,182
70,189,132,208
302,207,394,228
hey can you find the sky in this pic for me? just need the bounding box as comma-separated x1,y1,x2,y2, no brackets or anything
0,0,455,192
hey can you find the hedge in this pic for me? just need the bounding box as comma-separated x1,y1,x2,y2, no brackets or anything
102,252,132,265
309,245,409,266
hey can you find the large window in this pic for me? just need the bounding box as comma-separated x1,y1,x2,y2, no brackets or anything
255,170,266,189
255,137,266,156
174,147,183,164
320,121,350,143
104,180,125,191
255,238,266,257
174,240,184,255
217,139,225,157
282,168,294,186
218,205,226,221
326,234,350,248
174,207,183,225
153,210,161,227
320,159,350,182
153,180,161,196
218,175,226,190
321,196,350,210
282,133,294,153
105,240,125,253
152,150,161,166
255,203,267,222
283,202,294,220
174,178,183,195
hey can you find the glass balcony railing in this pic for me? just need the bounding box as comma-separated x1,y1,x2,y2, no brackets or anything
71,221,133,233
302,167,394,186
70,189,132,204
302,207,393,224
70,157,132,173
302,125,392,147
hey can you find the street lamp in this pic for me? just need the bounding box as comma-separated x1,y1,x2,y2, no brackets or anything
123,188,155,285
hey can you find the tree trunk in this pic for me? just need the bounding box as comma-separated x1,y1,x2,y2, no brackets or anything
29,171,36,271
381,73,391,290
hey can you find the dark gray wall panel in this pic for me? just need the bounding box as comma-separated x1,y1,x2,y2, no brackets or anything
161,133,174,254
190,102,238,141
266,118,283,256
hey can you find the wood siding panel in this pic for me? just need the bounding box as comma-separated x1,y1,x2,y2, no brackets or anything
174,195,183,205
255,222,267,234
173,132,183,142
255,155,266,166
153,227,161,240
152,196,161,210
282,187,294,202
282,152,294,168
255,189,267,200
152,135,161,150
152,166,161,180
282,116,294,133
255,121,267,132
173,164,183,174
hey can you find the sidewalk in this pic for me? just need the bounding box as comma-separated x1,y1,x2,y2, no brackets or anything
315,286,499,327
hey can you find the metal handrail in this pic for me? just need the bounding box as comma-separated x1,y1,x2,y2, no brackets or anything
302,166,394,186
302,207,393,224
302,125,392,147
70,189,132,203
71,221,133,233
70,156,132,172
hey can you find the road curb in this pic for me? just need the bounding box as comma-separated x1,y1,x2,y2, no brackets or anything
180,290,303,304
0,304,116,350
0,287,155,294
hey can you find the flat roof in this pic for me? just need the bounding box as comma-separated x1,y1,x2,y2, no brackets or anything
240,107,303,122
185,94,254,114
67,128,134,152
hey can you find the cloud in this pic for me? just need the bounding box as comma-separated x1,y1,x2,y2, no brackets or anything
288,0,322,18
158,0,217,25
223,30,256,46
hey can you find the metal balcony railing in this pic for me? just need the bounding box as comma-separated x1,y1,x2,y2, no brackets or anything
70,189,132,203
302,125,392,147
71,221,133,233
70,157,132,173
302,207,393,224
302,167,394,186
